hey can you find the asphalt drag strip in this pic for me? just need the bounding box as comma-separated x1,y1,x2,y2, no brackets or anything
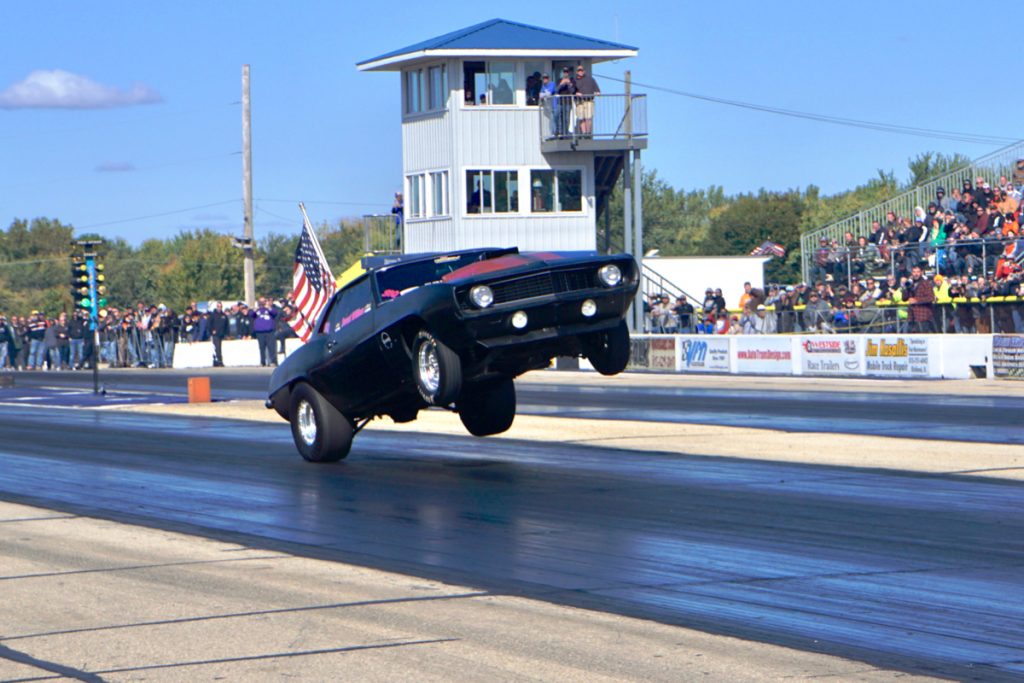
0,385,187,409
1,398,1023,680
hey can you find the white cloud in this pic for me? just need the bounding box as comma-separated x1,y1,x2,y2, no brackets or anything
0,69,162,109
95,161,136,173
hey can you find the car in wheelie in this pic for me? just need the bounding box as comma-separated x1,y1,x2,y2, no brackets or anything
267,247,638,462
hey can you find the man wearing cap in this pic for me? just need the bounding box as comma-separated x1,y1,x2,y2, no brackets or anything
804,290,832,332
904,265,936,333
936,187,955,214
572,64,600,136
554,67,576,137
249,297,279,367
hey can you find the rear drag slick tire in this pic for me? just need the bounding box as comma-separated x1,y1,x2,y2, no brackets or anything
289,383,353,462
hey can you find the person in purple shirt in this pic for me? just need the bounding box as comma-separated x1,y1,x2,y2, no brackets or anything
249,297,279,367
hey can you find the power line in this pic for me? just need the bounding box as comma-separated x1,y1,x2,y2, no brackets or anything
75,200,240,230
257,198,389,208
597,73,1018,145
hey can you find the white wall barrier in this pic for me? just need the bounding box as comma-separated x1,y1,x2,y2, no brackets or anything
627,334,1009,380
172,332,1017,380
172,338,304,369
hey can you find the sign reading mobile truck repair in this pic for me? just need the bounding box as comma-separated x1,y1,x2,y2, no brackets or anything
863,336,931,378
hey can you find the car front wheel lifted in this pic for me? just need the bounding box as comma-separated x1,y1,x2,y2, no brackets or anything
412,330,462,406
458,377,516,436
584,320,631,376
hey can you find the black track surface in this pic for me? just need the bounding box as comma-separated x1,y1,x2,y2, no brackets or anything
0,376,1021,679
6,368,1024,444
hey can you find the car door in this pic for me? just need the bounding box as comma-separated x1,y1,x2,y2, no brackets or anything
315,277,381,414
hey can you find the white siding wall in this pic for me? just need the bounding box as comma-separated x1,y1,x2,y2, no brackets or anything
406,216,595,253
400,58,599,254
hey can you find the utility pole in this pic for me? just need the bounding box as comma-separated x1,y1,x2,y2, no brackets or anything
242,64,256,307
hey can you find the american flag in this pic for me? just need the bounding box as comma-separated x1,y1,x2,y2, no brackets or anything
750,240,787,258
289,221,336,342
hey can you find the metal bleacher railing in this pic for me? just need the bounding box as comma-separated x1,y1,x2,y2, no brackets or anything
801,139,1024,282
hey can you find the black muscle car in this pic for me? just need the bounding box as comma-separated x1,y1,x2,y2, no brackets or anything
267,247,638,462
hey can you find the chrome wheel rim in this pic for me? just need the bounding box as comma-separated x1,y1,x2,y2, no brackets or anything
297,400,317,446
417,340,440,395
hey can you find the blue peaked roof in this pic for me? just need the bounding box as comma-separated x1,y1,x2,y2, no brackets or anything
358,18,637,70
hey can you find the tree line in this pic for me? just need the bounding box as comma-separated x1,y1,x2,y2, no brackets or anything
0,152,967,315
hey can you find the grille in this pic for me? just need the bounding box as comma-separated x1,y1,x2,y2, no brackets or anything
492,274,553,304
487,268,596,305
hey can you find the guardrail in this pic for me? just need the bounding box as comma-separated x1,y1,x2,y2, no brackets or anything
644,297,1023,336
539,94,647,143
808,236,1023,288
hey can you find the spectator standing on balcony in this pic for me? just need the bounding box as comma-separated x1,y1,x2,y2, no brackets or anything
555,67,575,137
539,73,555,100
572,64,599,136
904,265,936,333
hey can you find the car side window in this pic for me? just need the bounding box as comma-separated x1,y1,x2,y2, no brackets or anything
322,277,372,334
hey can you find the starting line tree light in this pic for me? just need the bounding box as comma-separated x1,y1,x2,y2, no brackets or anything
71,239,105,394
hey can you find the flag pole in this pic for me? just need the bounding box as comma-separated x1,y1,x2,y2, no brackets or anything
299,202,314,232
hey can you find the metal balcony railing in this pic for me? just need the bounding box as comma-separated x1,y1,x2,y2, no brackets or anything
539,94,647,144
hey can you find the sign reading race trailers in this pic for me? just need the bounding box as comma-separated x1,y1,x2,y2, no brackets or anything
800,338,861,376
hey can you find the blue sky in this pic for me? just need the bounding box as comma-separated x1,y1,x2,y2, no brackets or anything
2,0,1016,245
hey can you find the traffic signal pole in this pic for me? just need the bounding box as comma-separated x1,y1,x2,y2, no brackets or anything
72,240,105,394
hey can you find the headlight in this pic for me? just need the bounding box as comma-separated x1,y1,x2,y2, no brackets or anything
598,264,622,287
469,285,494,308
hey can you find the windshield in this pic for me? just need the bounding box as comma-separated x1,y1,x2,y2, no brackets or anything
376,252,492,301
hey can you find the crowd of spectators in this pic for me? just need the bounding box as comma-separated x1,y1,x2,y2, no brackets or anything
0,298,298,371
810,175,1023,288
644,175,1024,336
647,267,1024,336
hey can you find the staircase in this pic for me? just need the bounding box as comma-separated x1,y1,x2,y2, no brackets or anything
594,154,625,223
801,139,1024,282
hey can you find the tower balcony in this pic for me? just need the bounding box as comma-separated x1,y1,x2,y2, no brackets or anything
540,94,648,153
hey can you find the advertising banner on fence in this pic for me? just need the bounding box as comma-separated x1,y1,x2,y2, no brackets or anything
627,336,677,371
863,335,933,377
678,336,730,373
993,335,1024,380
735,337,794,374
800,337,863,376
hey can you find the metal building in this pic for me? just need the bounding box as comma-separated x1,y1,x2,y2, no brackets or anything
358,18,648,255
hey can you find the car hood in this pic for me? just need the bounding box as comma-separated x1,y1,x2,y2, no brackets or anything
441,252,570,284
